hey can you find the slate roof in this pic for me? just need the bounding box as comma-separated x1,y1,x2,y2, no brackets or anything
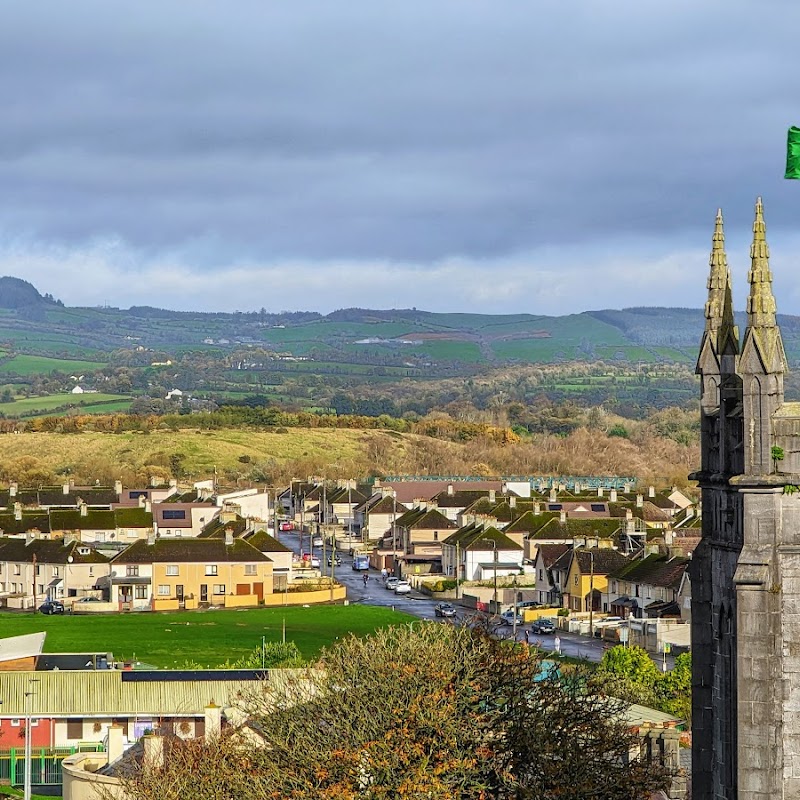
395,508,457,531
612,553,689,590
198,515,250,539
607,502,671,524
431,489,499,509
365,495,409,515
0,537,109,565
504,511,558,535
0,512,51,534
244,530,293,554
169,492,214,505
442,524,523,551
112,538,270,564
529,518,622,541
50,509,116,531
534,543,571,568
326,487,370,506
572,548,631,576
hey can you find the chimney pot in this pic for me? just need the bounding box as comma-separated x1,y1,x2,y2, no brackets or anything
62,483,70,495
489,489,496,504
626,509,633,520
636,494,643,508
509,496,516,508
597,487,604,497
225,527,234,546
610,489,617,503
559,510,567,524
80,502,88,517
143,734,164,772
648,486,655,498
114,480,123,496
9,482,17,497
533,501,541,515
447,483,454,496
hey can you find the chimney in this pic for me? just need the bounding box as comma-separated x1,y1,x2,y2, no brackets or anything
623,483,631,493
169,479,178,489
150,475,162,487
69,478,75,489
14,502,22,521
9,482,17,497
205,702,222,741
143,734,164,772
609,489,617,503
224,527,234,546
574,482,582,493
106,724,125,765
665,529,674,546
25,531,35,546
533,502,541,515
114,480,123,496
509,496,516,509
501,482,508,495
558,483,565,493
145,500,152,513
636,494,643,508
489,489,496,504
559,510,567,524
80,502,88,517
597,487,604,497
447,483,454,496
147,530,156,546
625,509,633,521
373,479,382,489
648,486,655,498
62,483,70,495
549,488,557,503
138,495,146,508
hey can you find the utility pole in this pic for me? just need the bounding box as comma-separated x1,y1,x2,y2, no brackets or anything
455,540,461,600
24,679,39,800
492,539,498,616
588,550,595,638
31,554,37,613
512,576,518,640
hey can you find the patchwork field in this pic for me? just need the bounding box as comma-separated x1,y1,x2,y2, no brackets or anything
0,605,416,667
0,354,107,375
0,393,130,416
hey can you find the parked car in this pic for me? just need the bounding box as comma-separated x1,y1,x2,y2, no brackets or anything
39,600,65,615
434,602,457,618
310,556,321,568
394,580,412,595
385,577,399,591
500,608,523,625
530,618,556,635
279,521,294,531
328,555,342,567
75,596,101,603
312,536,324,547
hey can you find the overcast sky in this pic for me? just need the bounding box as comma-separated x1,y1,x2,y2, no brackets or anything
1,0,799,315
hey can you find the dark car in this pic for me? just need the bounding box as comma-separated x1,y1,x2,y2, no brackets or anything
39,600,65,615
530,618,556,635
327,555,342,567
434,602,458,618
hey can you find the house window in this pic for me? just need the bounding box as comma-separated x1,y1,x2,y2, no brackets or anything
433,531,438,541
205,565,218,576
213,584,226,595
13,565,20,575
539,569,543,581
134,586,148,599
244,565,257,576
634,584,640,597
66,719,83,739
157,585,170,596
162,510,186,520
574,575,578,586
126,565,139,577
38,584,44,595
10,719,20,727
166,565,179,576
35,564,40,575
89,567,94,576
53,567,59,577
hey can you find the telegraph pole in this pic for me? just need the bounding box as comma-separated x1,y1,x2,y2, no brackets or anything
588,550,595,637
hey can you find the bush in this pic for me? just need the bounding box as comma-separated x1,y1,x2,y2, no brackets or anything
557,608,570,617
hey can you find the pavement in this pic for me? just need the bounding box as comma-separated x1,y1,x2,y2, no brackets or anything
277,528,675,668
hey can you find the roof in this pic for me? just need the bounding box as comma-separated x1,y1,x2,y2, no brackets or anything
380,480,505,505
33,487,119,507
0,512,51,534
504,511,558,535
534,544,571,568
607,502,671,524
0,632,46,663
612,553,689,590
365,495,409,515
245,529,293,554
0,537,109,565
199,514,249,539
430,489,499,509
396,508,457,531
50,508,117,531
442,525,523,551
572,548,631,576
113,508,154,529
112,538,270,565
529,517,622,541
0,669,274,716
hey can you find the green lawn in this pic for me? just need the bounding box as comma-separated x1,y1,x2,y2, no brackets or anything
0,605,415,668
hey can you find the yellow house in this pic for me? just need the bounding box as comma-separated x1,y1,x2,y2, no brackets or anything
109,532,273,611
563,547,630,613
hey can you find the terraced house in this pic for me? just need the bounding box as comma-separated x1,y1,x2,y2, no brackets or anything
0,537,110,608
107,532,273,610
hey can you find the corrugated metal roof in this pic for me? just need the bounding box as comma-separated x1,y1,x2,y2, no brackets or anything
0,669,275,716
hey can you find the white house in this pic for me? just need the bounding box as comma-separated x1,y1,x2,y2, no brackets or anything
441,525,523,583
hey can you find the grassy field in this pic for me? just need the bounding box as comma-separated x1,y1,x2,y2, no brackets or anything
0,605,415,667
0,427,423,479
0,354,106,375
0,393,129,416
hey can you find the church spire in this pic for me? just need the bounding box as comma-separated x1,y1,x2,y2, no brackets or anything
742,196,786,374
746,196,778,329
704,208,737,350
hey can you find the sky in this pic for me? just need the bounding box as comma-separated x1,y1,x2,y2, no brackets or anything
1,0,800,316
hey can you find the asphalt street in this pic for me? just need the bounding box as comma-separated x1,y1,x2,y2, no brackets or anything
278,528,675,667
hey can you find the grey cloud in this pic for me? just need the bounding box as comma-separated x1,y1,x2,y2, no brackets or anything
0,0,798,310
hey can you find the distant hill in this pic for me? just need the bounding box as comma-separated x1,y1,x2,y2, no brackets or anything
2,276,800,367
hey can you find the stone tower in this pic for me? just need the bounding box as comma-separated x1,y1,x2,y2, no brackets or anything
692,197,800,799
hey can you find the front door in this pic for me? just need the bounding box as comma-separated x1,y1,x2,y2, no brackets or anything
200,584,208,603
176,585,184,600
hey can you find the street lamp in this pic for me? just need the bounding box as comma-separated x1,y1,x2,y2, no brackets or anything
24,678,39,800
588,550,595,638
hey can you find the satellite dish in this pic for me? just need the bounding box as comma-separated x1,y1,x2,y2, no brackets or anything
67,556,74,563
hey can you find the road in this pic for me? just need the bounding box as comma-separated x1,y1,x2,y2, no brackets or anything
278,528,675,667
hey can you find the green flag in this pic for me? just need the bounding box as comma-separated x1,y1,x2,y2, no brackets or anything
786,126,800,179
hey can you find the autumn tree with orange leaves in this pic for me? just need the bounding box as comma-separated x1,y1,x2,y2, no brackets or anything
120,623,670,800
